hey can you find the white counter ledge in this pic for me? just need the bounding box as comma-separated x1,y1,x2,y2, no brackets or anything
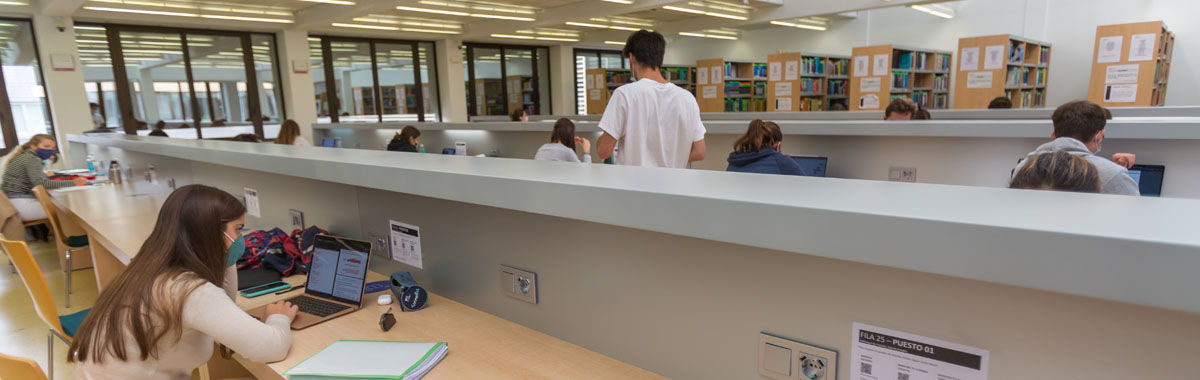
70,134,1200,314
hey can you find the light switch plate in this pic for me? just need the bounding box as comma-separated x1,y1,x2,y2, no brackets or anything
500,265,537,304
759,333,837,380
888,166,917,182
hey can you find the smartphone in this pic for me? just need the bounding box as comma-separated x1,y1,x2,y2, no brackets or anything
239,281,291,298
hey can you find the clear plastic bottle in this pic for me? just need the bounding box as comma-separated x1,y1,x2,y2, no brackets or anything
147,164,158,184
418,143,426,153
86,154,96,172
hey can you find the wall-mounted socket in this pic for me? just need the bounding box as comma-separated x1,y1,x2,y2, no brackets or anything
366,233,387,255
758,333,838,380
500,265,537,304
888,166,917,182
288,209,305,228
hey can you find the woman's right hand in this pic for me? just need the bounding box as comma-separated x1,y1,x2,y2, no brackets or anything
266,301,299,320
575,137,592,154
72,177,88,186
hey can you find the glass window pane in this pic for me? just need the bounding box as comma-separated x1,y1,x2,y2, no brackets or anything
418,42,439,122
503,48,532,116
186,34,247,127
536,47,550,115
600,52,623,69
76,25,122,129
376,42,418,122
310,37,331,123
330,40,375,122
119,30,192,128
575,54,586,115
251,34,283,125
2,21,53,145
471,47,503,116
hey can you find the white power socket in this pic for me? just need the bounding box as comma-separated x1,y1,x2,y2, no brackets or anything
759,333,838,380
888,166,917,182
500,265,537,304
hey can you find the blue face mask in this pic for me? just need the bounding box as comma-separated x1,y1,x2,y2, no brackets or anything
34,148,55,160
224,231,246,267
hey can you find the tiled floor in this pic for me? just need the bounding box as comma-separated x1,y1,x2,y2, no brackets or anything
0,239,99,380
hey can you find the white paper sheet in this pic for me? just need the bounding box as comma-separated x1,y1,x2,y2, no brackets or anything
595,74,605,87
697,67,709,85
966,71,993,89
1104,84,1138,103
960,47,980,71
585,74,595,88
243,188,261,218
984,45,1005,70
711,66,722,83
785,61,799,80
702,86,717,99
854,56,869,77
389,220,423,269
1129,33,1157,62
769,62,782,81
285,340,445,378
859,77,881,93
51,184,105,193
1105,64,1139,84
859,94,879,109
1098,35,1123,63
589,89,601,100
775,82,792,96
775,97,792,112
851,322,989,380
872,54,889,76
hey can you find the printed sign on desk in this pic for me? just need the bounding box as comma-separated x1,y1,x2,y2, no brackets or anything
851,322,989,380
389,220,423,269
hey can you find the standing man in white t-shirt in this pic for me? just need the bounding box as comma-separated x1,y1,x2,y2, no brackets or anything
597,30,706,168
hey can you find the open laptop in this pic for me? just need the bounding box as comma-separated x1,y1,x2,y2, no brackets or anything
1127,164,1165,197
790,156,829,177
321,138,338,148
249,234,372,330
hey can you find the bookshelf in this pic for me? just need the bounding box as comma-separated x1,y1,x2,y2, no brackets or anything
1087,21,1174,107
850,45,951,111
827,55,851,111
953,35,1051,109
473,78,505,116
696,58,768,113
662,66,696,95
767,53,851,112
584,68,633,115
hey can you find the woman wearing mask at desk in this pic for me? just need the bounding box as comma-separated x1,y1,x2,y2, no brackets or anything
387,126,421,153
0,134,85,221
71,184,298,380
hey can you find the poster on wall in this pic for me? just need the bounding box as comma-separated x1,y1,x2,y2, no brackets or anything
1105,64,1139,84
1104,84,1138,103
854,56,869,77
983,45,1005,70
388,220,423,269
859,77,881,93
785,60,799,81
966,71,993,89
1097,35,1123,63
960,47,979,71
1128,33,1157,62
775,97,792,111
775,82,792,96
586,74,595,89
698,67,709,85
769,62,782,81
859,94,879,109
872,54,889,76
850,322,990,380
711,66,723,84
589,89,601,101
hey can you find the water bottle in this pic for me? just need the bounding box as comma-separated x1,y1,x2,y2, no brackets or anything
86,154,96,172
147,164,158,184
108,160,123,185
418,143,426,153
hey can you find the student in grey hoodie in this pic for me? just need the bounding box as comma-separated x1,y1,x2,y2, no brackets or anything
534,118,591,163
1012,100,1139,195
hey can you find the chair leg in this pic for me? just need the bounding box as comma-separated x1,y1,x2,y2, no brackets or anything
65,249,73,309
48,331,55,379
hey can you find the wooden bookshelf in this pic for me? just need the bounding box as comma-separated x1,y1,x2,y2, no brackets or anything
953,35,1051,109
584,68,632,115
1087,21,1174,107
827,55,851,111
473,78,504,116
767,53,850,112
850,45,951,111
662,65,695,95
696,58,767,113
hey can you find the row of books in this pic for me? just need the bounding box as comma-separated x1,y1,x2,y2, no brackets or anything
1009,40,1025,64
799,97,823,112
607,71,633,85
830,58,850,76
725,97,767,112
800,57,826,76
931,54,952,72
799,78,823,94
913,91,933,108
1005,89,1046,108
724,62,768,79
662,67,691,82
1005,67,1048,87
892,71,911,90
933,93,949,109
1037,46,1051,65
933,74,949,92
828,79,847,96
724,81,766,97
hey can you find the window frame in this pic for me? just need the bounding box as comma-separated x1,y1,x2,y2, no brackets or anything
0,17,56,155
310,35,442,124
463,43,552,117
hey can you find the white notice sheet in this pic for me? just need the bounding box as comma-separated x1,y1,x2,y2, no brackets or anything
389,220,423,269
966,71,993,89
769,62,782,81
775,97,792,112
859,94,879,109
697,67,709,85
1129,33,1157,62
872,54,889,76
775,82,792,96
983,45,1005,70
1104,84,1138,103
785,60,799,81
243,188,261,218
1105,64,1139,84
702,86,717,99
711,66,722,83
854,56,869,77
859,77,881,93
1098,36,1123,63
851,322,989,380
960,47,980,71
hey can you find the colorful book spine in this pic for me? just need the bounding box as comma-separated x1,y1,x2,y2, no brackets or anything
800,78,822,94
933,74,948,92
830,59,850,76
892,71,910,90
827,79,847,96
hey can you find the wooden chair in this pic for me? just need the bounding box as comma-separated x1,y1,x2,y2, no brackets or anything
33,185,90,308
2,236,90,380
0,352,49,380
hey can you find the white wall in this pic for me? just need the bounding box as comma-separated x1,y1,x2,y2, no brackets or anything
662,0,1200,108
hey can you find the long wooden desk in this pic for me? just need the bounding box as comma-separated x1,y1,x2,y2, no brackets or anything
50,183,663,380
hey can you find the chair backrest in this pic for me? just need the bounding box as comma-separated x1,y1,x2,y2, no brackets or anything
0,352,49,380
31,186,69,246
0,236,67,338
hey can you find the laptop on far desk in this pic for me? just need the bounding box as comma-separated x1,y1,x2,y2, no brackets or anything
790,156,828,177
249,234,372,330
1127,164,1165,197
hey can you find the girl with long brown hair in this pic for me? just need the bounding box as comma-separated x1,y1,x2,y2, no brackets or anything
534,118,591,163
275,119,312,146
70,185,298,379
387,126,421,153
726,119,805,176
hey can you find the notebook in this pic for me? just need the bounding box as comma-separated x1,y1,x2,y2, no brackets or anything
285,340,448,380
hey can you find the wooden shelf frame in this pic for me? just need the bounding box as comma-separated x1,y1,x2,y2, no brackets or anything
696,58,769,113
1087,21,1174,107
850,45,952,112
953,34,1052,109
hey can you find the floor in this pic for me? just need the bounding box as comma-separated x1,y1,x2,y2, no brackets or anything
0,239,99,380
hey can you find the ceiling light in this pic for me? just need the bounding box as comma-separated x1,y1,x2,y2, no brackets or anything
770,20,826,31
535,36,578,42
396,5,534,21
83,6,199,17
401,28,461,34
201,15,293,23
566,21,607,29
602,0,632,3
662,5,703,14
0,1,27,5
678,32,737,40
301,0,355,4
491,34,534,40
909,4,954,19
332,23,399,30
662,5,747,21
604,41,625,45
469,13,535,21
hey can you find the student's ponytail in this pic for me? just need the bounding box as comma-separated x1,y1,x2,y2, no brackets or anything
732,119,783,153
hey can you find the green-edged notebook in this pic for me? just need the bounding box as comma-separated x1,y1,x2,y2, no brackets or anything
284,340,448,380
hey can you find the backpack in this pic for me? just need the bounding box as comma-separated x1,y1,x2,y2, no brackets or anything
238,226,328,276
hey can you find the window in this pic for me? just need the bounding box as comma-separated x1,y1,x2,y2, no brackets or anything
464,44,550,117
309,36,440,123
573,49,625,115
0,19,53,150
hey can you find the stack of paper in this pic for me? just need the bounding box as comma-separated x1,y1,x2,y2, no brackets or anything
285,340,448,380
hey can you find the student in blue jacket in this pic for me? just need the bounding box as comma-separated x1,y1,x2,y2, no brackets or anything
726,119,805,176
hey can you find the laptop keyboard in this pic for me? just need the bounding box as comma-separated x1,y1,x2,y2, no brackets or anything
289,295,351,317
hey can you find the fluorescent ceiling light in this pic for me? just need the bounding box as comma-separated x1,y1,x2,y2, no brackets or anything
662,5,703,14
566,21,642,32
662,5,747,21
0,1,27,5
201,15,293,23
469,13,535,21
770,20,826,31
604,41,625,45
535,36,578,42
332,23,399,30
491,34,534,40
301,0,355,4
83,6,199,17
678,32,737,40
397,5,534,21
602,0,632,3
400,28,461,34
910,4,954,19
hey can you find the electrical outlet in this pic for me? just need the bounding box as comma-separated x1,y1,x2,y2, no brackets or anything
888,166,917,182
367,233,387,255
500,265,537,304
759,333,838,380
288,209,305,228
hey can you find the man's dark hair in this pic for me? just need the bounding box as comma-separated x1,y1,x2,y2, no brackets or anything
1052,100,1107,142
1010,151,1102,193
884,98,917,119
89,102,99,108
987,96,1012,109
622,30,665,69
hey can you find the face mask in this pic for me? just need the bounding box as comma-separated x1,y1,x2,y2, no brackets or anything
1093,144,1102,155
224,231,245,267
34,148,55,160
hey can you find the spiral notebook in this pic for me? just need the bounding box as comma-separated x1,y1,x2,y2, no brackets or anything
284,340,448,380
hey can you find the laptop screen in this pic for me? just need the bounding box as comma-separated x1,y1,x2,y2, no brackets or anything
791,156,828,177
322,138,337,147
306,235,372,305
1128,164,1165,197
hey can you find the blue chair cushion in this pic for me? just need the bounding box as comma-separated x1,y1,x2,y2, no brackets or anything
59,308,90,338
66,235,89,248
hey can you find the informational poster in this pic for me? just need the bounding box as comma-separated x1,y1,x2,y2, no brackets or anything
1104,84,1138,103
1097,35,1123,63
775,82,792,96
389,220,423,269
966,71,993,89
711,66,722,84
859,94,880,109
595,74,604,88
1129,33,1157,62
983,45,1005,70
785,60,799,81
697,67,709,85
589,89,601,100
585,74,595,89
702,86,717,99
243,188,261,218
859,77,881,93
851,322,989,380
854,55,869,77
960,47,979,71
872,54,889,76
1105,64,1139,84
775,97,793,111
769,62,782,81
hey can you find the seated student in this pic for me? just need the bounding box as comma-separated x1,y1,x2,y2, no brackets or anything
70,185,297,379
154,120,167,130
231,134,261,143
274,120,312,146
988,96,1013,109
148,128,169,137
1010,151,1102,193
510,107,529,122
1012,100,1138,195
830,103,847,111
387,126,421,152
726,119,805,176
534,118,591,163
0,134,86,221
913,107,931,120
884,98,917,120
